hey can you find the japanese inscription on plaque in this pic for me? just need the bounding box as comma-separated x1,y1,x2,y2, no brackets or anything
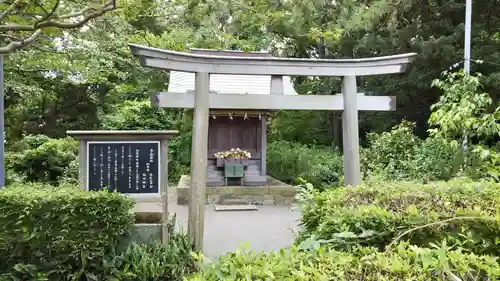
87,141,160,194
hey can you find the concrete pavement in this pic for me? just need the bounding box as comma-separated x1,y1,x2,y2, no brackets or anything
170,204,301,258
134,191,302,258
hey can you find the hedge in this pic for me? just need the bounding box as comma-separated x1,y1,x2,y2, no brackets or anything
0,184,135,280
297,178,500,256
188,243,500,280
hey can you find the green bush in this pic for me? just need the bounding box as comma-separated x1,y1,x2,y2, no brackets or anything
6,135,78,185
267,140,343,188
0,184,135,280
101,99,176,130
297,178,500,256
0,263,49,281
268,110,333,146
361,120,420,180
362,121,463,181
465,145,500,182
414,137,462,181
104,241,196,281
167,133,191,182
61,158,80,185
104,214,196,281
187,243,500,280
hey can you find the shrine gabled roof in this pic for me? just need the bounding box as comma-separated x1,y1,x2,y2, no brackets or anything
167,71,299,95
167,48,298,95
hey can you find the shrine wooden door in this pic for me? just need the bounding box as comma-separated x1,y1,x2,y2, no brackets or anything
208,116,261,159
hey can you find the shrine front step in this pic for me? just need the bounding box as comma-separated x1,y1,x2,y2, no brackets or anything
214,204,258,211
218,198,251,205
188,193,295,206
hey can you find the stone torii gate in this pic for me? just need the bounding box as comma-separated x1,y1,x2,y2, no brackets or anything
129,43,416,250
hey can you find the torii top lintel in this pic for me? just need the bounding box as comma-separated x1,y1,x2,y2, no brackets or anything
128,43,417,77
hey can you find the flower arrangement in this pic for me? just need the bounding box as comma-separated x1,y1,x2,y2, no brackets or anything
214,148,251,159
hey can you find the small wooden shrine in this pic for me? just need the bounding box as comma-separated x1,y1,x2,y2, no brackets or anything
167,48,299,186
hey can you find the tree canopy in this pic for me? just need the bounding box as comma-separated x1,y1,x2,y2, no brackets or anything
2,0,500,145
0,0,121,54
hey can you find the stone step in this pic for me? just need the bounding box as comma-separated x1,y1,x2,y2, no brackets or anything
218,198,251,205
214,204,258,211
212,167,261,173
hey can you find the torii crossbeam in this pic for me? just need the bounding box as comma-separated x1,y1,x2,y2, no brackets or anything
129,43,417,251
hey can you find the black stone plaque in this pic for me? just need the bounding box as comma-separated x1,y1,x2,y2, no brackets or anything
87,141,160,194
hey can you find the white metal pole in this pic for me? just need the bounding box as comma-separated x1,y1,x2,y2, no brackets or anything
462,0,472,151
464,0,472,75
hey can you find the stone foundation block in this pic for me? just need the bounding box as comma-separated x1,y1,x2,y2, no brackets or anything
176,175,297,206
